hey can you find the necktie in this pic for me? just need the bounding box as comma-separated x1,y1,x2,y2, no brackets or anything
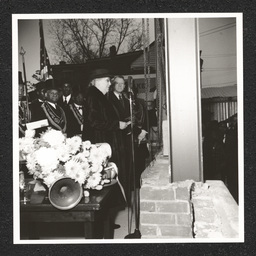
119,94,125,108
64,97,67,105
78,106,82,110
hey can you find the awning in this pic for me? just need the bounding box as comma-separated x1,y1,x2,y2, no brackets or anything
201,85,237,99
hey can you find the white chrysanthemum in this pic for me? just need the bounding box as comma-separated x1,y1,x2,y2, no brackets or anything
82,140,91,151
56,145,70,163
95,143,112,158
73,170,87,185
26,153,37,172
40,165,57,177
19,137,35,155
72,152,87,164
66,136,82,155
64,160,87,184
90,163,103,173
80,161,90,175
41,129,66,148
85,172,102,189
35,147,58,171
89,146,105,165
81,149,90,158
25,129,35,138
64,159,80,176
44,171,64,187
70,135,82,146
89,144,97,151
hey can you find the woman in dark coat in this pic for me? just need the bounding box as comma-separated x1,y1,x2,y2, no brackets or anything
82,69,130,204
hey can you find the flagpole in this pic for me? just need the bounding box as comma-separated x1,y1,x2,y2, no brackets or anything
41,19,46,80
39,19,52,81
19,47,30,123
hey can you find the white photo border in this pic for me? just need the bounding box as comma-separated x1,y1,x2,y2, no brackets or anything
13,13,243,244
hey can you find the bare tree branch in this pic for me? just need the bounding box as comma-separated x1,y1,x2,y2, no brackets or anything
48,18,143,63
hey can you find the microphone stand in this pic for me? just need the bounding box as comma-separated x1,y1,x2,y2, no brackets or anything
124,88,141,239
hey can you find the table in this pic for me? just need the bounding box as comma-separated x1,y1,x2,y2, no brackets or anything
20,184,118,239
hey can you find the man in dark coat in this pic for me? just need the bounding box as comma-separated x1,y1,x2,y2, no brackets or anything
108,75,130,124
31,79,67,137
225,114,238,203
109,76,149,203
108,75,131,203
58,81,73,112
82,69,130,198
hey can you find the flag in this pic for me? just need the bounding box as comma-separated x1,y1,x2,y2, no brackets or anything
39,19,52,81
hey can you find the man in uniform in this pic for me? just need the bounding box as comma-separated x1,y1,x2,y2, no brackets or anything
31,79,67,136
66,90,84,137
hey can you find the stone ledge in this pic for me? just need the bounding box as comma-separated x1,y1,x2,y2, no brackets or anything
192,180,239,238
206,180,239,238
141,153,170,186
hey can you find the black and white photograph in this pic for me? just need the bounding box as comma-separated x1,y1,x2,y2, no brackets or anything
13,13,243,243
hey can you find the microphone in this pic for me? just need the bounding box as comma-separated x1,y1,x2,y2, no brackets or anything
127,76,133,98
127,76,133,90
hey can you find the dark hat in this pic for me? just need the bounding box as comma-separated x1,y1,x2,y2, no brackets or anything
19,71,23,85
34,81,46,91
89,69,112,81
62,81,73,87
44,79,60,92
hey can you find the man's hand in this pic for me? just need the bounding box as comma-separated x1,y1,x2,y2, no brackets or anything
138,129,147,144
119,121,131,130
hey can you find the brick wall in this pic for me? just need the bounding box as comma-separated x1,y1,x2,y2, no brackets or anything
140,185,193,238
140,156,194,238
140,155,239,239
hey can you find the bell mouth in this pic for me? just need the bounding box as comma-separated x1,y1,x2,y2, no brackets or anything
49,177,83,210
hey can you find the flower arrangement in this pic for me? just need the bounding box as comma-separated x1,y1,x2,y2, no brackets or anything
19,128,114,194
